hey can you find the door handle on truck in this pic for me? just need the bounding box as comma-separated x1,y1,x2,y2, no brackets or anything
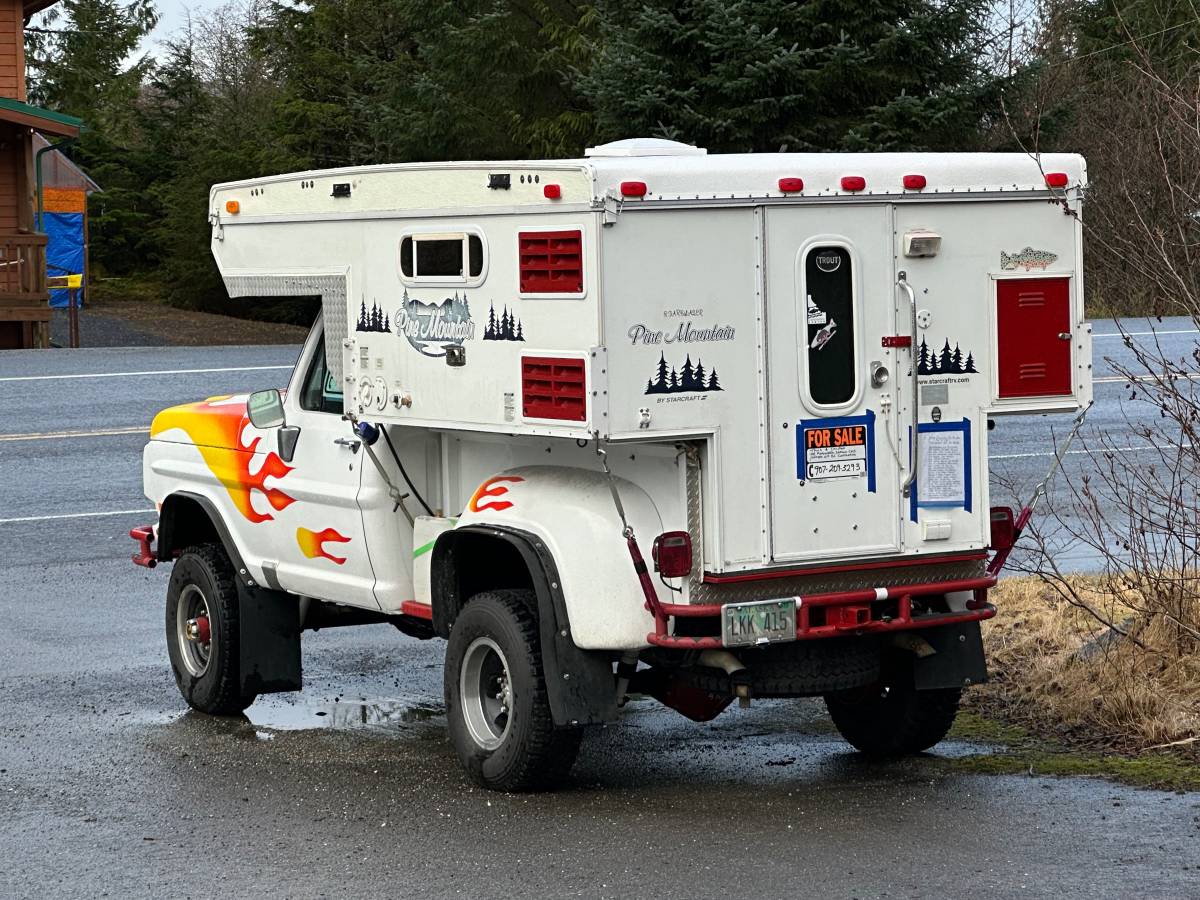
334,437,361,453
896,271,919,498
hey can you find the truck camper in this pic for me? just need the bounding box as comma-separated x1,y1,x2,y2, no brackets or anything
133,139,1091,790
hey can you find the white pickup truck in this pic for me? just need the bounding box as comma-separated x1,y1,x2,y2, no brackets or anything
132,140,1091,791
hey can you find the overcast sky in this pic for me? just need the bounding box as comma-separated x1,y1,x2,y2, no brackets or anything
149,0,229,51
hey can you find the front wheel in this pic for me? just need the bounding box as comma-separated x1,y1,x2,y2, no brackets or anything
824,655,961,757
165,543,256,715
444,590,581,791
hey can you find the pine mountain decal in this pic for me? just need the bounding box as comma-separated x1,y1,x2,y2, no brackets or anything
356,299,391,333
917,337,977,376
644,352,724,394
482,301,524,342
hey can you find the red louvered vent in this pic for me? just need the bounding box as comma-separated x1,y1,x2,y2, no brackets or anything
519,230,583,294
522,356,587,421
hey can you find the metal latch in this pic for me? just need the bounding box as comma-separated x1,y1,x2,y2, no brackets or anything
1058,332,1071,340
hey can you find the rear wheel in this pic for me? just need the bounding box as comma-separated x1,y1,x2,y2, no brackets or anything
165,543,255,715
824,654,960,757
444,590,581,792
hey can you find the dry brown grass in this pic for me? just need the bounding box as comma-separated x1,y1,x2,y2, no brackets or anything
973,576,1200,754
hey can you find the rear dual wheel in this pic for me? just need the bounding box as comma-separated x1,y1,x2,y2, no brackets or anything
444,590,581,792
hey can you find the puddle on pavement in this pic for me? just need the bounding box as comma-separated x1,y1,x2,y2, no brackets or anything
245,695,445,732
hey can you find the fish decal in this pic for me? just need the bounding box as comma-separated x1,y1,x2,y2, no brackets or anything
811,319,838,350
150,395,295,523
296,527,351,565
1000,247,1057,271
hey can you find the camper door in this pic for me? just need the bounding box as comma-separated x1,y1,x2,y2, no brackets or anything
765,206,902,562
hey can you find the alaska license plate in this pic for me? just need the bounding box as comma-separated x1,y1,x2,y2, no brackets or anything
721,597,797,647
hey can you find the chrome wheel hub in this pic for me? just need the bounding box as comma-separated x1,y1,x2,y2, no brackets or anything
460,637,513,751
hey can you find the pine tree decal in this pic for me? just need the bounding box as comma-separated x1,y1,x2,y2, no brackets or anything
951,343,964,373
483,300,525,341
964,352,977,373
917,337,930,375
358,299,368,331
485,302,497,339
644,354,728,395
939,339,954,373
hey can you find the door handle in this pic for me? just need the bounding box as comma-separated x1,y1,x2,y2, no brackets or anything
896,271,919,498
1058,332,1071,340
334,437,360,453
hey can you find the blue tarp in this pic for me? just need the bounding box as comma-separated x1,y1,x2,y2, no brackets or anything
45,211,84,309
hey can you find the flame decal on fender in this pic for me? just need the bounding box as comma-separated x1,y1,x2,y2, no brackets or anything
468,475,525,513
150,396,295,523
296,527,351,565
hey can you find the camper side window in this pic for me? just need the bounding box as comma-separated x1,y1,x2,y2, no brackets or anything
399,233,485,284
803,245,856,406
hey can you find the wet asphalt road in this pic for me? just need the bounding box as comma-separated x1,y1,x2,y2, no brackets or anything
2,333,1200,899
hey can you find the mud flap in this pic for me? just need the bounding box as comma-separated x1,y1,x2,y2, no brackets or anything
237,581,302,695
913,621,988,691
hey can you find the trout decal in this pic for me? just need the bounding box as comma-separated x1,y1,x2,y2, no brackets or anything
1000,247,1057,271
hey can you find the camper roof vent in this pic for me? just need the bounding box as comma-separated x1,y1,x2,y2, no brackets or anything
585,138,707,158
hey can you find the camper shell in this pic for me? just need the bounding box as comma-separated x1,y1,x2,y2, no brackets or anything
137,140,1091,790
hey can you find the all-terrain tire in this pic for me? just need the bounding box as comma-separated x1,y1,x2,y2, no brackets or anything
824,655,961,756
685,637,882,697
444,590,582,792
165,543,256,715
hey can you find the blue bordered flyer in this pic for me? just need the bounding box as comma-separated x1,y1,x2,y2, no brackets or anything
908,419,971,520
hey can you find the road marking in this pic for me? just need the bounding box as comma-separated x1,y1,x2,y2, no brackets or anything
991,443,1184,460
0,364,292,383
0,508,153,525
1092,373,1200,384
1093,329,1198,338
0,426,147,442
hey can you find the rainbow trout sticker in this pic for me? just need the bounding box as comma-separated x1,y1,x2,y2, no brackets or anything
1000,247,1057,271
394,289,475,357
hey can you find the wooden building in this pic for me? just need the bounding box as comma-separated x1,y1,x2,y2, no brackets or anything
0,0,82,349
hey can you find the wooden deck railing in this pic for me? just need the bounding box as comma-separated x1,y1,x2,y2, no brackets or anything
0,232,49,302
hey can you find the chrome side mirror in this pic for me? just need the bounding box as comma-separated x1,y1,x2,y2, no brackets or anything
870,360,890,388
247,388,286,429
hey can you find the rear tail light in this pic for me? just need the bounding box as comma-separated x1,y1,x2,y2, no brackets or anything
1044,172,1069,188
521,356,586,421
989,506,1016,551
543,183,561,199
652,531,692,578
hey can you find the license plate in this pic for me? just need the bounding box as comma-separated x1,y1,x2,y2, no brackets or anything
721,597,797,647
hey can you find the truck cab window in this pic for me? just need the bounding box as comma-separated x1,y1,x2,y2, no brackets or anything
300,336,344,414
804,245,856,406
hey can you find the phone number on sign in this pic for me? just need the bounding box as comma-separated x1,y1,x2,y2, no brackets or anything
806,459,866,480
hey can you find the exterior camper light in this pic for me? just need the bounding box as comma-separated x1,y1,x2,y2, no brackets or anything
652,531,693,578
620,181,648,198
543,183,562,199
903,229,941,258
225,199,240,214
1044,172,1069,188
903,174,927,190
778,177,804,193
840,176,866,192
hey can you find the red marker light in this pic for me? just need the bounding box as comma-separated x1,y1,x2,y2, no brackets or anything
543,183,561,199
778,177,804,193
1044,172,1069,188
620,181,648,197
840,176,866,192
903,174,927,190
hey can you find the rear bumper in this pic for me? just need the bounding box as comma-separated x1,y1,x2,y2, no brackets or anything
647,576,996,649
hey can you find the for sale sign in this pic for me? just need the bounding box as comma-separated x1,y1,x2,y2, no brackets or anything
803,424,867,480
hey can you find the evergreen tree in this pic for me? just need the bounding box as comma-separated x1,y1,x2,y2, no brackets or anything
964,352,977,373
680,355,696,390
579,0,1005,153
486,302,497,339
515,320,523,341
359,299,368,329
951,343,964,373
650,353,670,392
708,369,722,391
383,313,390,333
939,339,955,373
918,337,931,375
669,368,679,391
693,358,707,390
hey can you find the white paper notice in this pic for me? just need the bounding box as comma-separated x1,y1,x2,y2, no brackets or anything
918,430,966,504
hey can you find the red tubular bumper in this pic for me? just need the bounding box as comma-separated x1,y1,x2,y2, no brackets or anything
129,525,157,569
646,576,997,649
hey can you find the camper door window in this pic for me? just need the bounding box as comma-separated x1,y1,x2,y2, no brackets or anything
804,245,857,406
399,232,486,286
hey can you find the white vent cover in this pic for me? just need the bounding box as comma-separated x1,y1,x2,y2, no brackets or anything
585,138,707,158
